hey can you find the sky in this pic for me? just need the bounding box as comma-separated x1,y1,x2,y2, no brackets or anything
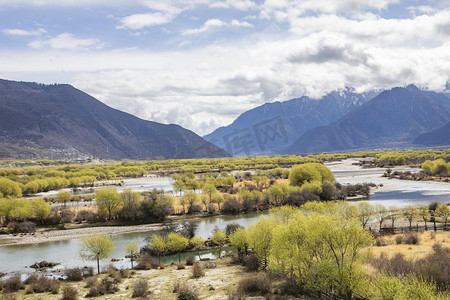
0,0,450,136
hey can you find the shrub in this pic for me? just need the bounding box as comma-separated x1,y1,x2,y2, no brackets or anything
86,212,100,223
24,274,38,285
62,285,78,300
85,276,98,288
135,254,158,270
105,264,121,283
225,223,243,236
375,238,387,247
230,253,242,264
86,277,119,296
185,256,195,266
49,279,61,294
237,273,271,296
3,274,23,293
24,275,60,294
7,221,36,233
404,233,420,245
174,282,199,300
429,201,439,211
395,235,404,244
177,262,186,270
416,243,450,291
152,203,174,221
188,204,202,214
242,254,259,272
119,269,131,279
132,279,149,298
99,277,118,294
371,252,415,276
202,261,217,269
74,210,97,223
207,203,216,213
86,285,105,297
369,274,438,300
60,209,76,224
192,262,204,278
65,268,83,281
82,267,94,277
285,190,319,206
105,264,118,274
44,209,61,225
19,221,36,233
222,198,243,214
277,277,301,296
242,199,256,213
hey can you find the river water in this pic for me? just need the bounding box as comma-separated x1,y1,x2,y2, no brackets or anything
0,212,264,275
327,159,450,208
1,159,449,275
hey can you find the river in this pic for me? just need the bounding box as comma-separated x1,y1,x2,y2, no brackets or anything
1,159,449,275
327,159,450,208
0,212,264,275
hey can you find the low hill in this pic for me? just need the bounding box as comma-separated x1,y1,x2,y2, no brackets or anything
413,122,450,146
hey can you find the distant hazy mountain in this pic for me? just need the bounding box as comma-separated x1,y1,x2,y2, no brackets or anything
0,79,228,160
413,122,450,146
203,88,379,156
285,85,450,154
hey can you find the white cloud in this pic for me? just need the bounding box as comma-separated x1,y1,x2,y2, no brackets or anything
117,12,175,29
259,0,399,21
230,20,253,27
2,28,46,36
209,0,256,10
182,18,253,35
1,1,450,136
407,5,437,16
182,19,226,35
287,10,450,47
28,33,103,50
0,0,148,6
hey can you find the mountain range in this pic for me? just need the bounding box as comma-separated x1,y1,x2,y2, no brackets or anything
203,89,380,155
1,78,449,160
0,79,228,160
205,85,450,155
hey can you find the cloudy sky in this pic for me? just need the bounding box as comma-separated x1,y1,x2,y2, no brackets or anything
1,0,450,136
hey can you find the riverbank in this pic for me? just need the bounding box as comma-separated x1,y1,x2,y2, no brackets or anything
0,211,263,246
0,223,163,246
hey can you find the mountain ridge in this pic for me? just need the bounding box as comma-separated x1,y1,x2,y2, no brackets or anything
413,122,450,147
0,79,229,160
204,88,380,156
285,85,450,154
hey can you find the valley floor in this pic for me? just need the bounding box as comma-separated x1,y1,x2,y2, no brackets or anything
7,231,449,299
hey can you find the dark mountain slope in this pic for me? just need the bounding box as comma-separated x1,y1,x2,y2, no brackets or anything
285,86,450,154
413,122,450,146
0,79,228,160
204,89,379,155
